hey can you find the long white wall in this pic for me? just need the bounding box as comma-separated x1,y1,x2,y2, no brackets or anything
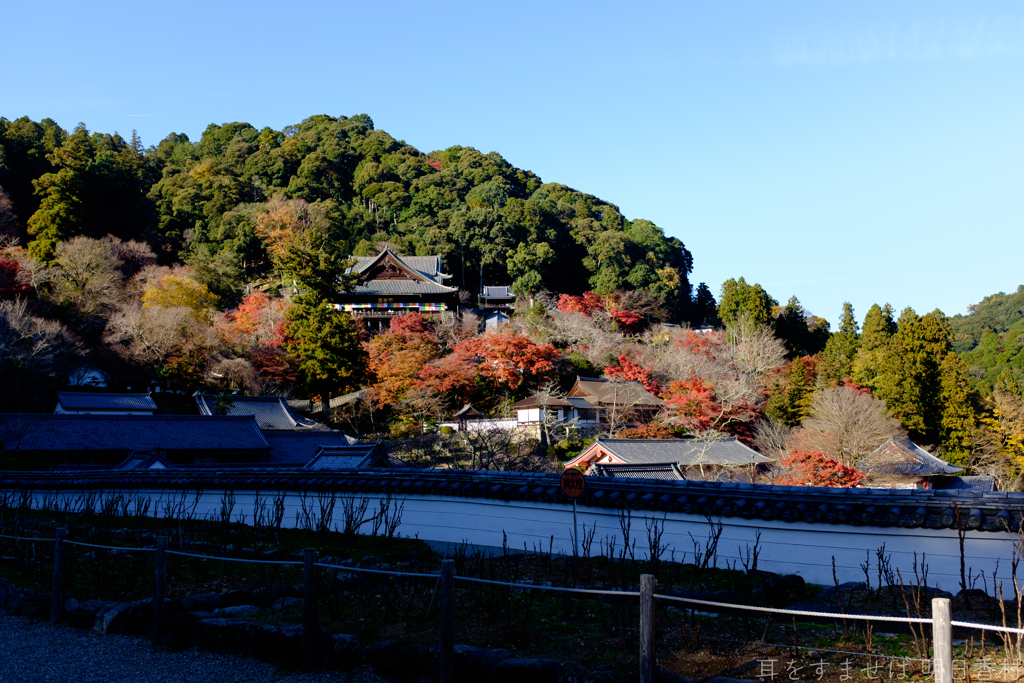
26,488,1018,593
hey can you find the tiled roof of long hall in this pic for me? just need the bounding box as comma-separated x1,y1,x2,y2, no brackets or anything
2,467,1020,533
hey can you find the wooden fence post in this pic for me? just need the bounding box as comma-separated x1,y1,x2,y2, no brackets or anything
440,559,455,683
152,536,168,646
50,527,67,625
303,548,319,673
933,597,952,683
640,574,657,683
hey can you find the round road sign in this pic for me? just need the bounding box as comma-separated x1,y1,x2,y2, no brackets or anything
560,468,586,499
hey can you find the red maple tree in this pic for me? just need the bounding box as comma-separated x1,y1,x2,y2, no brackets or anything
0,256,31,300
604,354,660,394
417,350,479,404
219,291,289,348
660,377,760,439
455,331,559,390
775,449,865,488
616,422,676,439
557,292,605,315
365,313,440,405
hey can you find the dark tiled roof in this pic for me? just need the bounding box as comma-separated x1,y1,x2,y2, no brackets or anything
194,394,323,430
349,280,458,296
452,404,484,418
305,445,389,470
565,397,598,410
0,414,269,453
481,286,513,299
3,468,1021,533
288,389,370,415
113,451,175,470
590,462,685,480
262,431,363,466
933,476,996,492
860,438,963,476
350,252,447,282
570,377,663,407
56,392,157,412
591,438,772,467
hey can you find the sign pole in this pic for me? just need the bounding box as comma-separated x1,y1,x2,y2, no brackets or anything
573,499,579,556
560,468,586,558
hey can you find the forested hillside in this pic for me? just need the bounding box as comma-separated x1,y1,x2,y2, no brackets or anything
0,115,694,320
950,286,1024,396
2,113,1023,489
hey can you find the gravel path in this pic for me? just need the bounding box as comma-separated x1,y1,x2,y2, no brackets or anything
0,611,387,683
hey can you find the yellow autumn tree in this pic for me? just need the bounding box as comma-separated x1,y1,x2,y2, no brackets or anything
252,195,311,258
141,273,218,320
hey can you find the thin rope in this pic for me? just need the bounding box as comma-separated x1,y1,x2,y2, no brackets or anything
951,620,1024,636
165,549,301,565
314,562,439,579
654,593,932,624
0,533,55,542
455,574,640,597
64,540,154,552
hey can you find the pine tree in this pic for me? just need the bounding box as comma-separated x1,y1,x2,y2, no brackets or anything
938,352,977,466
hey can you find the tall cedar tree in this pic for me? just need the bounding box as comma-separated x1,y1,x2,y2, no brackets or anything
283,295,365,419
851,303,896,390
938,351,977,466
692,283,719,327
765,356,817,426
818,302,860,385
874,308,952,444
773,296,830,357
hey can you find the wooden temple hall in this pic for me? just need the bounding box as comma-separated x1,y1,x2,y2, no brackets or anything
336,248,460,328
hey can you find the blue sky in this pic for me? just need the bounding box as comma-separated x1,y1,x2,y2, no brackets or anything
3,1,1022,326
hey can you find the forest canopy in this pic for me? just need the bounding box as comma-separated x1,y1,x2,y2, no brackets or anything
0,114,696,321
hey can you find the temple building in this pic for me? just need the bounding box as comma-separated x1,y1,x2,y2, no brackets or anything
336,248,459,328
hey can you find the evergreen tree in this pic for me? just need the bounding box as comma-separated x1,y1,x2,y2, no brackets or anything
718,277,774,327
938,351,977,466
283,294,366,420
818,302,860,385
766,356,816,426
26,125,93,262
773,296,830,357
874,307,951,444
851,303,896,390
692,282,719,327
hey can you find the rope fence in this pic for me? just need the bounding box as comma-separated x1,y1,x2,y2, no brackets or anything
2,529,1021,682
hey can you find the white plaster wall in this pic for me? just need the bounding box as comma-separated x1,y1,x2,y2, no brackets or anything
29,488,1017,592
